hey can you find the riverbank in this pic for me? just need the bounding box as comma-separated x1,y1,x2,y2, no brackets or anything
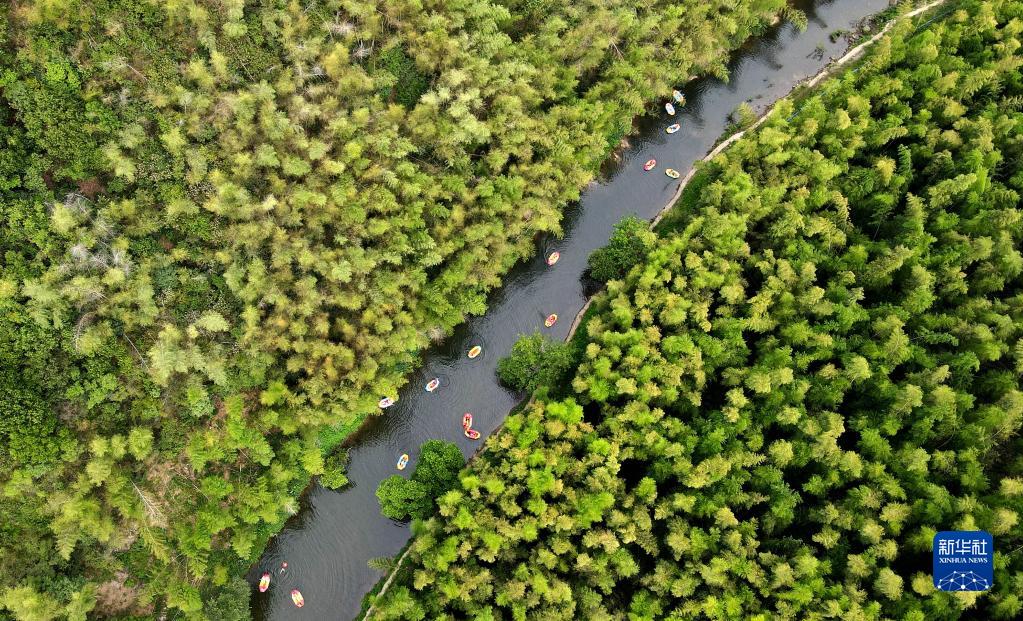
356,1,954,617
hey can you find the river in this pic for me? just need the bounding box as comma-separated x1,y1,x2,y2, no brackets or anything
251,0,890,617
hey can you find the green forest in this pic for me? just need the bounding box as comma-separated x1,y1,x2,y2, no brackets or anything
370,1,1023,618
0,0,800,618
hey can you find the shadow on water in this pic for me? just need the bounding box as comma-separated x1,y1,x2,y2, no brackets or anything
251,1,890,618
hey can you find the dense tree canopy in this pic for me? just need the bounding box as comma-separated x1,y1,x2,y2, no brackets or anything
371,2,1023,618
1,0,796,614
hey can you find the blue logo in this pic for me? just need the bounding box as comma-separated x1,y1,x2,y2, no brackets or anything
933,531,993,591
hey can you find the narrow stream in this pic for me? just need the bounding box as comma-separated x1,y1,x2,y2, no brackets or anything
251,1,890,617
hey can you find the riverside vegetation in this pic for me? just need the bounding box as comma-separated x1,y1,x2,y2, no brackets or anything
369,1,1023,618
376,440,464,522
0,0,800,617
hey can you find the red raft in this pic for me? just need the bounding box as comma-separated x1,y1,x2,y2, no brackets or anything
462,413,481,440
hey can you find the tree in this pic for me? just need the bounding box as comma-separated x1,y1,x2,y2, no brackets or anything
320,450,351,490
202,578,250,621
376,476,431,522
587,215,655,283
496,332,576,393
410,440,464,500
368,556,397,573
376,440,464,521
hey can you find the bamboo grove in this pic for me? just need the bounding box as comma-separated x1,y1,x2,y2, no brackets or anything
0,0,801,617
371,2,1023,618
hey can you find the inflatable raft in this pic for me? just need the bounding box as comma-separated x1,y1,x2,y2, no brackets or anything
546,251,560,266
397,453,409,470
425,378,440,392
291,589,305,608
463,412,480,439
545,313,558,327
666,123,681,134
643,159,656,171
259,573,270,593
378,397,395,409
665,169,681,179
467,345,482,359
672,89,684,103
665,102,675,115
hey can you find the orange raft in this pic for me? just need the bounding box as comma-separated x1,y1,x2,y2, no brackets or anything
425,378,440,392
467,345,482,359
258,572,270,593
397,453,409,470
665,123,681,134
546,251,560,266
291,589,305,607
545,313,558,327
643,159,656,171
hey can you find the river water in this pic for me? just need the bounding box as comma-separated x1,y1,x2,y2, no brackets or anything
251,1,890,617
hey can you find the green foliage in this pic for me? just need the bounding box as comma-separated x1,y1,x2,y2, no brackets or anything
201,577,250,621
587,215,655,283
376,440,465,521
321,450,351,490
0,377,67,467
377,46,431,108
0,586,63,621
726,100,758,133
367,555,397,574
496,332,576,393
372,2,1023,617
376,477,432,522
